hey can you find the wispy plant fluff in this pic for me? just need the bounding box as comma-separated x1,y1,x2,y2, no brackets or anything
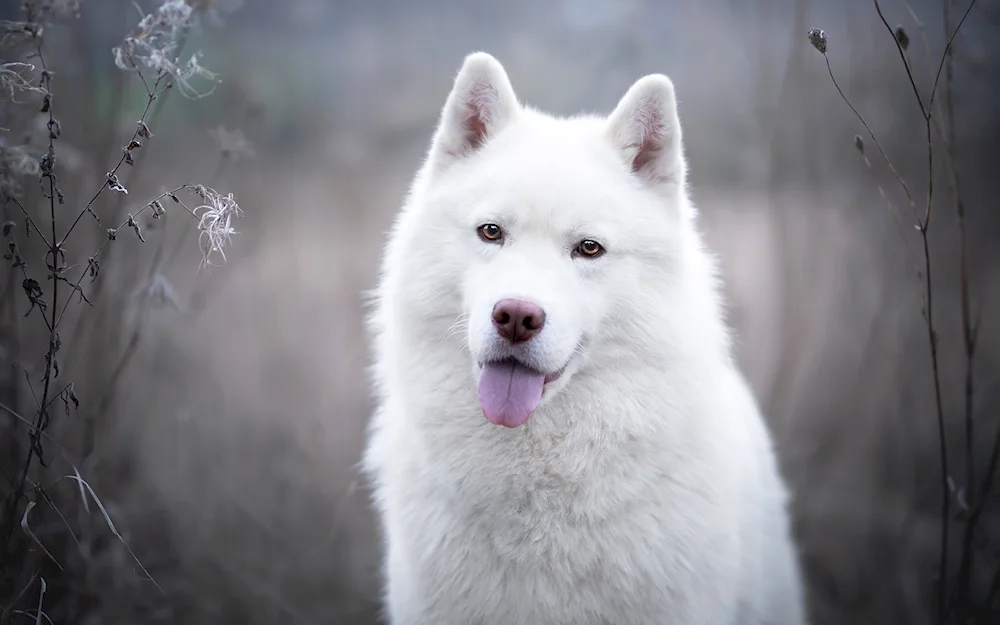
100,0,246,269
0,61,44,100
190,184,242,267
112,0,221,98
0,1,250,618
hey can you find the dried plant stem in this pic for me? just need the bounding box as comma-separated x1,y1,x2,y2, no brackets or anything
961,410,1000,622
939,2,988,622
54,186,193,325
823,10,948,610
920,190,950,625
943,8,971,625
1,42,60,556
873,0,930,115
7,196,49,247
869,0,978,622
894,15,979,619
917,57,948,625
928,0,977,114
58,70,167,246
819,52,917,219
117,33,189,198
1,1,240,617
821,1,979,620
87,153,231,435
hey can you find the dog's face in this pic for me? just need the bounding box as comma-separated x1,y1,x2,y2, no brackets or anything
451,149,624,427
390,53,691,428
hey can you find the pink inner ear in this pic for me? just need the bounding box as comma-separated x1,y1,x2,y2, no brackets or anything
629,100,667,179
461,82,498,152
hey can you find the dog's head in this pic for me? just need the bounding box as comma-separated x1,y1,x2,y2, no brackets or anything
387,53,698,428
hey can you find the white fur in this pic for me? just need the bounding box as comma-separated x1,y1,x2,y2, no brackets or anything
363,52,808,625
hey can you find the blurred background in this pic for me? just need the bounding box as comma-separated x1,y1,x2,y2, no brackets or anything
1,0,999,623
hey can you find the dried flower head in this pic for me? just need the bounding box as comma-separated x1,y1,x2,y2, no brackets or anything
0,62,44,100
111,0,221,98
808,28,828,54
894,25,910,51
106,171,128,194
187,184,242,267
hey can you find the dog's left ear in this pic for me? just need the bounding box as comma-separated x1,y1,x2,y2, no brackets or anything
605,74,686,191
429,52,520,171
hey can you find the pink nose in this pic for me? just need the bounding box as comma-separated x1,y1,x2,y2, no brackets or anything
492,298,546,343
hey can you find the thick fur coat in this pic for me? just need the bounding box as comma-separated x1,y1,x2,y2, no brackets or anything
362,52,808,625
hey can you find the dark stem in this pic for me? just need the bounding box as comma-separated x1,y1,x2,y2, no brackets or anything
873,0,929,117
919,89,950,625
58,71,166,246
822,53,917,217
928,0,978,112
921,216,950,625
944,0,978,621
0,40,60,572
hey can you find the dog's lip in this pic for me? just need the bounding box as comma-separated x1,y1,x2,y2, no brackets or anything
476,358,567,384
543,367,564,384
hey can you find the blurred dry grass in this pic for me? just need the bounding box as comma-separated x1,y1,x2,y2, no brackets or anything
1,0,1000,623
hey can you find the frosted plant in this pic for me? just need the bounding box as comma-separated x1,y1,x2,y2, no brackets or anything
111,0,232,98
189,184,243,268
807,27,827,54
0,62,44,99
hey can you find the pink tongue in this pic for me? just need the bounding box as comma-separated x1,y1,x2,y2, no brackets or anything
477,360,545,428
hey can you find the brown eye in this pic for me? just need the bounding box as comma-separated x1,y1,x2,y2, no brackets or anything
575,239,605,258
478,223,503,243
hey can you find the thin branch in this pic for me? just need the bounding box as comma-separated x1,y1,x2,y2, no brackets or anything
865,3,956,620
820,52,918,218
54,186,190,325
0,400,64,454
940,3,984,624
58,72,168,246
6,195,50,248
2,39,61,555
971,420,1000,532
873,0,929,117
929,0,978,112
821,5,964,622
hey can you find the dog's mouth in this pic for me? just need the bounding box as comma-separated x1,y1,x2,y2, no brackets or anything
475,357,567,429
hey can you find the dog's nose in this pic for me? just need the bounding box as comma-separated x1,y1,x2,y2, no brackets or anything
492,298,546,343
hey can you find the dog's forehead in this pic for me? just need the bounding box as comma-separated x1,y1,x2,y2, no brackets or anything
479,130,625,228
503,179,609,230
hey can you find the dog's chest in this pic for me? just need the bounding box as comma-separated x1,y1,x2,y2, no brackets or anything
429,441,664,567
394,420,734,623
414,476,681,625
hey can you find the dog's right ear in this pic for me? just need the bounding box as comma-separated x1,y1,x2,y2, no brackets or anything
428,52,519,171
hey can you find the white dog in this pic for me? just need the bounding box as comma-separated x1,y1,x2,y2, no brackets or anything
363,51,808,625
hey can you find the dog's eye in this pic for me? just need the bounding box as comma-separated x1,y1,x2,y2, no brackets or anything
575,239,605,258
478,223,504,243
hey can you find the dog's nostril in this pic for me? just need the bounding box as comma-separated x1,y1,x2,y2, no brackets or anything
492,298,546,343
